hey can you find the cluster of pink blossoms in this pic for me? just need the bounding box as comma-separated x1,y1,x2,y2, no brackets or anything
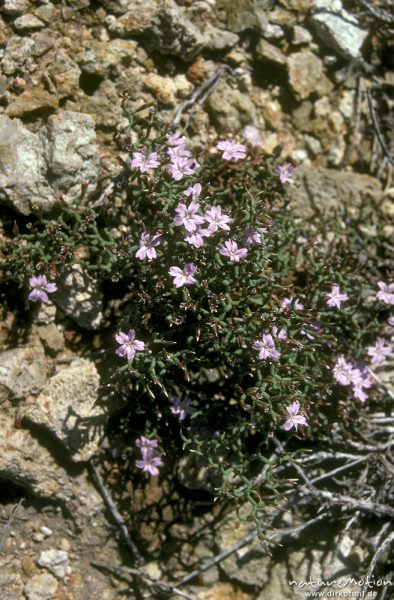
333,357,373,403
166,132,200,181
135,436,163,477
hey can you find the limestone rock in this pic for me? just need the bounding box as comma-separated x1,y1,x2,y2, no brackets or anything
214,0,269,33
0,341,48,399
23,359,103,462
2,36,35,75
24,573,58,600
287,49,333,99
38,549,70,579
72,39,138,77
255,38,286,65
76,79,123,128
6,89,58,117
13,13,45,31
106,0,159,36
150,1,205,61
99,0,144,15
203,25,239,51
0,570,24,600
311,11,368,60
2,0,31,15
206,79,257,132
54,264,103,330
46,51,81,97
293,25,312,45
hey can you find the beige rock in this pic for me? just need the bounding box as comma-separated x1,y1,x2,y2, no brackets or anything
197,583,252,600
287,49,333,99
6,89,58,117
206,79,257,132
13,13,45,31
46,51,81,97
24,573,58,600
0,570,24,600
23,358,103,462
72,39,138,77
255,38,286,65
0,340,48,399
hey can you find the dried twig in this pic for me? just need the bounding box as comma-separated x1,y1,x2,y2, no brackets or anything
89,461,144,564
91,560,194,600
300,487,394,519
0,499,23,552
364,530,394,591
366,88,394,167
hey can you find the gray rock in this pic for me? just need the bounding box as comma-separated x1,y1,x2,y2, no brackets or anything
1,36,35,75
287,49,333,99
38,549,70,579
72,39,138,77
206,79,257,132
0,399,102,507
0,112,99,215
0,570,24,600
2,0,31,15
203,25,239,51
13,13,45,31
150,1,204,61
106,0,159,37
0,340,48,399
215,0,269,33
293,25,312,45
46,51,81,97
74,78,123,128
24,573,58,600
99,0,140,15
311,11,368,60
263,22,284,40
43,111,99,205
54,264,103,330
24,359,103,462
256,38,286,65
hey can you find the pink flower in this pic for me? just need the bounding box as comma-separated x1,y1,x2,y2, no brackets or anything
204,206,231,233
130,151,160,173
301,321,322,340
184,227,211,248
275,163,296,185
168,156,200,181
219,240,248,262
376,281,394,305
135,454,163,477
325,286,349,309
242,126,263,148
184,183,202,198
282,400,308,432
389,317,394,327
367,338,392,366
115,329,145,361
135,436,159,454
174,200,204,232
170,397,195,421
243,227,265,246
252,334,280,361
272,326,287,340
333,356,355,386
282,297,304,311
28,275,57,304
216,140,246,161
169,263,198,288
167,131,186,146
351,365,372,403
135,232,162,260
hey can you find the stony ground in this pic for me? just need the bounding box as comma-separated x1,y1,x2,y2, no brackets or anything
0,0,393,599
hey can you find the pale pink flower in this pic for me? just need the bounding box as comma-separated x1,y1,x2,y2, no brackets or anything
169,263,198,288
170,397,195,421
325,286,349,309
167,131,186,146
283,400,307,432
282,297,304,311
135,436,159,455
219,240,248,262
135,454,163,477
184,227,211,248
243,227,265,245
376,281,394,305
28,275,57,303
389,317,394,327
272,326,287,340
115,330,145,361
216,140,246,161
174,200,204,232
367,338,392,366
204,206,231,233
252,334,280,361
275,163,296,185
333,356,355,386
184,183,202,198
135,232,162,260
130,151,160,173
242,126,263,148
168,156,200,181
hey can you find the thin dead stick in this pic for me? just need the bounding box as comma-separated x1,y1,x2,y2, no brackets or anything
308,458,366,486
300,487,394,519
364,530,394,591
89,461,145,564
366,88,394,167
0,499,23,552
91,560,194,600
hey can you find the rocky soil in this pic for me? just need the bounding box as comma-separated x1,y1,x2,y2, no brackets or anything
0,0,393,598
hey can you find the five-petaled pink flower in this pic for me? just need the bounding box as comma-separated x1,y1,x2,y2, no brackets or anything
169,263,198,288
275,163,296,185
28,275,57,304
174,200,204,232
282,400,308,432
367,338,392,366
135,453,163,477
130,151,160,173
115,329,145,361
135,232,162,261
242,126,263,148
170,397,195,421
252,333,280,361
219,240,248,262
168,156,200,181
167,131,186,146
333,356,355,386
325,286,349,309
184,183,202,198
376,281,394,305
135,436,159,453
204,206,232,233
216,140,247,161
184,227,211,248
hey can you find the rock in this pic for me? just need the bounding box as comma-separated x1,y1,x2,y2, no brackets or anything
23,358,103,462
1,36,35,75
6,89,58,117
214,0,268,33
33,3,55,24
255,38,286,65
38,549,70,579
24,573,58,600
76,79,123,128
197,583,252,600
150,1,204,61
0,340,48,399
2,0,31,15
0,570,24,600
46,51,81,97
54,264,103,330
31,31,54,57
292,25,312,45
0,399,102,507
0,112,98,215
280,0,313,10
99,0,141,15
206,79,257,132
177,450,223,493
291,167,382,219
142,72,192,106
310,11,368,60
72,39,138,77
35,324,64,355
287,49,333,99
203,25,239,51
13,13,45,31
263,22,284,40
43,111,99,205
40,526,53,537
